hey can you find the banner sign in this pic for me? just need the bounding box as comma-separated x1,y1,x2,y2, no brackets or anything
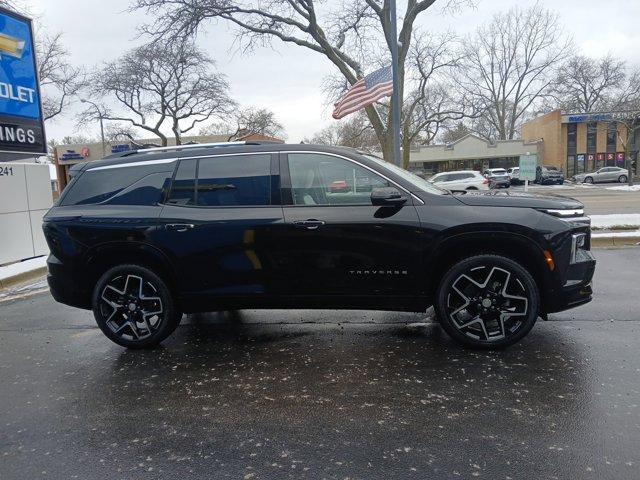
0,7,46,155
519,154,537,181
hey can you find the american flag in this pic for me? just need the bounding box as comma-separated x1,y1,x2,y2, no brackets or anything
332,65,393,119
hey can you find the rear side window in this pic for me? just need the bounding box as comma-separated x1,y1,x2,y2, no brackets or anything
60,165,172,206
166,154,272,207
167,159,197,206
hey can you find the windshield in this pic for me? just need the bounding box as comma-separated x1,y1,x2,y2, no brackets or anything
363,155,447,194
490,169,507,174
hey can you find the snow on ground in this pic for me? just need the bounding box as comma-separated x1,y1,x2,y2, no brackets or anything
607,185,640,192
0,256,47,281
592,230,640,238
590,214,640,229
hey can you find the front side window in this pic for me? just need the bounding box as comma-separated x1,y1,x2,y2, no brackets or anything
287,153,390,206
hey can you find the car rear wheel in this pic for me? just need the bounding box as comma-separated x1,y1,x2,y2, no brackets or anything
466,186,478,190
619,175,627,183
584,176,593,184
92,264,182,349
435,255,540,349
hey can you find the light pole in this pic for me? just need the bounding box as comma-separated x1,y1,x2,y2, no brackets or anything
80,99,106,157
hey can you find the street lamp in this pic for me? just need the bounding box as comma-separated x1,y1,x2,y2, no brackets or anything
80,99,106,157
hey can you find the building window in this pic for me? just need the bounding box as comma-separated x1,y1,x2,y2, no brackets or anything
567,155,575,178
587,122,597,154
567,123,577,156
606,122,617,153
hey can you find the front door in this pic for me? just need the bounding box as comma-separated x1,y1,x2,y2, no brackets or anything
155,153,284,302
276,152,422,299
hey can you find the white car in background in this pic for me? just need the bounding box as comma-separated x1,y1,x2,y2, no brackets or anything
428,170,490,191
507,167,521,184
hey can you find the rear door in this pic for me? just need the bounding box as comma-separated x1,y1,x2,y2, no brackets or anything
155,152,284,301
276,151,422,298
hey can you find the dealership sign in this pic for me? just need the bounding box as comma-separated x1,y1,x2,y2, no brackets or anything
0,7,46,155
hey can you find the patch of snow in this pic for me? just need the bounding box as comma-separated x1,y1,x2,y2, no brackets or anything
589,214,640,229
0,256,47,281
591,230,640,238
606,185,640,192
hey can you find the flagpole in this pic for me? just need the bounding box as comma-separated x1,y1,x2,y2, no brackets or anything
388,0,402,167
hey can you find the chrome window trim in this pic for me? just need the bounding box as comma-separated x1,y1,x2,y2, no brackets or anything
89,158,178,171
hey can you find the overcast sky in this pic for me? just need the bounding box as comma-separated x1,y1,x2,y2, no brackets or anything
27,0,640,143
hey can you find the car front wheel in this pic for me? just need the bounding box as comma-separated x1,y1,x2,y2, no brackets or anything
435,255,540,349
584,176,593,184
92,264,182,349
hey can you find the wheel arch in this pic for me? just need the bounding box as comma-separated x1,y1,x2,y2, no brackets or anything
83,242,179,295
425,231,554,309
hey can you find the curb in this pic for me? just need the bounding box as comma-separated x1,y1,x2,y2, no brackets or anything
0,266,48,290
591,236,640,248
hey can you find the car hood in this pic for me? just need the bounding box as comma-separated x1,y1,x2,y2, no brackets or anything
452,190,583,209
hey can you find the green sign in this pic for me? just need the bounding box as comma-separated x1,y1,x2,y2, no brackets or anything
519,154,537,181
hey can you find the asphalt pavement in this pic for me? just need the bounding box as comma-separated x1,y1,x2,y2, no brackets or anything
1,248,639,479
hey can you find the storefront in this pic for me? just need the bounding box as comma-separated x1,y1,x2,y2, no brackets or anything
408,134,540,175
522,110,639,177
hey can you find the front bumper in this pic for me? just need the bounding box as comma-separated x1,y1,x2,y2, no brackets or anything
544,250,596,313
540,177,564,184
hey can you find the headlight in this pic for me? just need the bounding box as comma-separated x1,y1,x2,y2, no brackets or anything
541,208,584,218
570,232,587,264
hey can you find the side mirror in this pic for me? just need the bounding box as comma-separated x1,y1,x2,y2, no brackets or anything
371,187,408,206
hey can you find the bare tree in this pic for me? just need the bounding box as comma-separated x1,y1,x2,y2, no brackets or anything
201,106,285,140
133,0,471,162
441,121,471,143
305,112,379,150
457,3,572,140
36,32,86,121
550,55,640,113
84,41,234,146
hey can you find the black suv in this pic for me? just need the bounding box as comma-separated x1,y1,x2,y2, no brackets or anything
43,143,595,349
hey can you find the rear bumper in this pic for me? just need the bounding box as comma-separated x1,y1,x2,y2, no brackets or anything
544,251,596,313
47,255,91,310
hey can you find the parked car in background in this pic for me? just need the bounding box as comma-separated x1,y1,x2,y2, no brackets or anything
428,170,490,191
535,165,564,185
330,180,349,192
507,167,521,185
483,168,511,188
573,166,630,184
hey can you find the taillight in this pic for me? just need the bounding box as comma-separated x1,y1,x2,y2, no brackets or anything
482,178,490,184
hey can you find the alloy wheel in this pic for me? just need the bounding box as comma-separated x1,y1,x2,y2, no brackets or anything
98,274,164,341
445,265,529,342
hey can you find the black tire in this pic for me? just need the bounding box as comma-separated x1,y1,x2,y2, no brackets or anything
584,176,594,184
619,175,627,183
435,254,540,349
92,264,182,349
466,186,478,190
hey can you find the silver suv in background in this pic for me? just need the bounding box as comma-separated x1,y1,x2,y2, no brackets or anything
507,167,521,185
573,166,630,184
428,170,490,190
535,165,564,185
483,168,511,188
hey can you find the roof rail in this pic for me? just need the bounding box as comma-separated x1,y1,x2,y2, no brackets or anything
103,140,282,159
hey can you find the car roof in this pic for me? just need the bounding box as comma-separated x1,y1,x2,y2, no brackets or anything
73,142,372,173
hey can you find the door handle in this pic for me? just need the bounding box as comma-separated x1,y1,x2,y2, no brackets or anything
292,219,325,230
165,223,195,232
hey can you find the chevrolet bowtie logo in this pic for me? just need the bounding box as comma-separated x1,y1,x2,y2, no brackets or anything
0,33,25,59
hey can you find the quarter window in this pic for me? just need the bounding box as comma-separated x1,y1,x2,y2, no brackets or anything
287,153,390,206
